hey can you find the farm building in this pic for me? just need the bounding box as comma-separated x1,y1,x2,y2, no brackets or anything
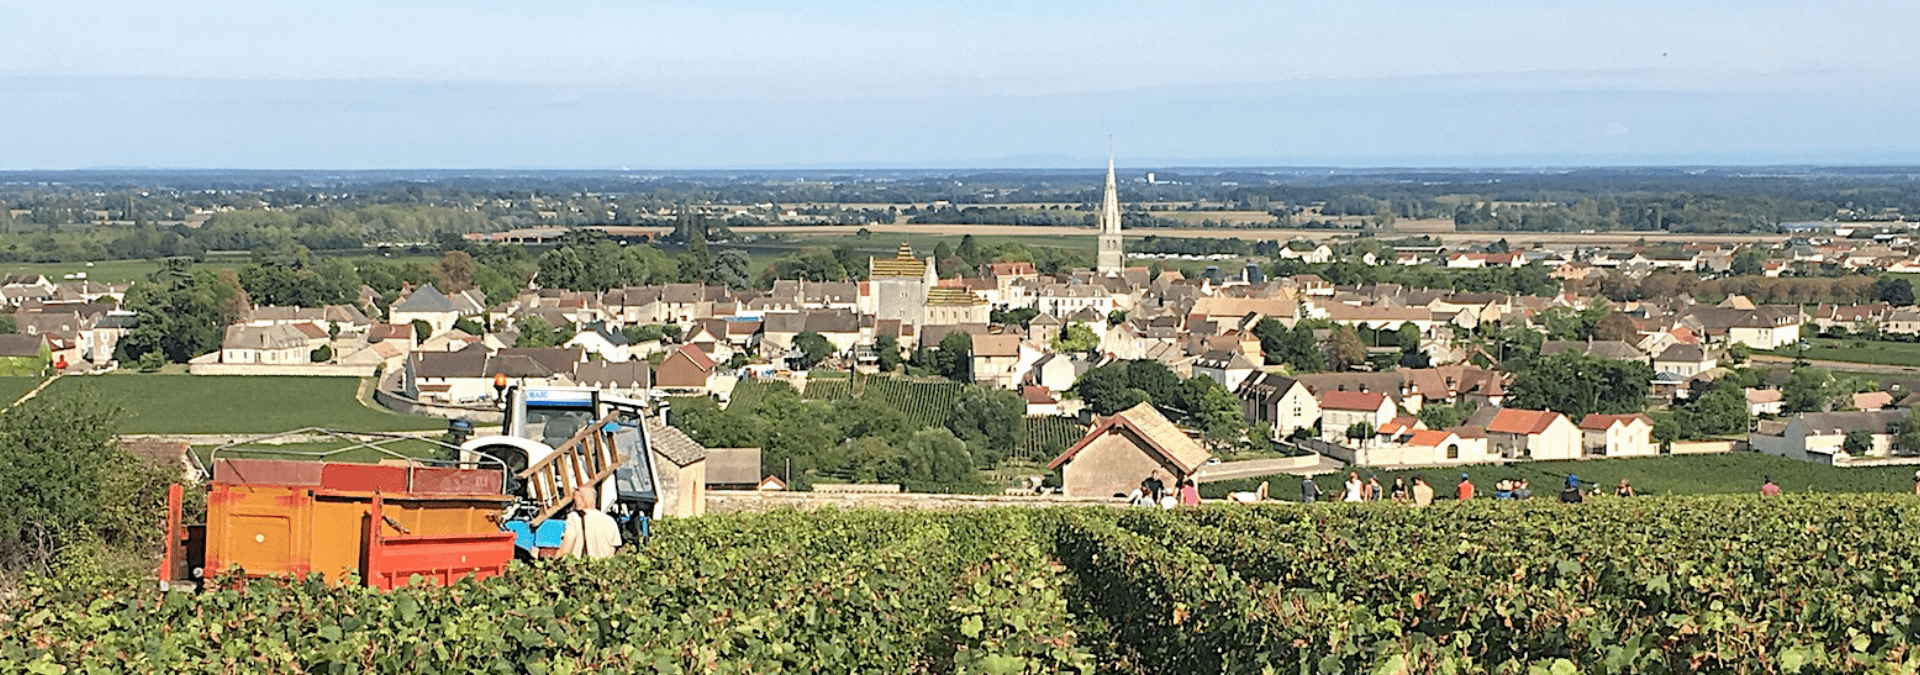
1047,402,1211,498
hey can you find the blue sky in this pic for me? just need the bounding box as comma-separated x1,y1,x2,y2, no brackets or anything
4,0,1917,169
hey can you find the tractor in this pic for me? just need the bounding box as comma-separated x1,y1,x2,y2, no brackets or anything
159,383,663,590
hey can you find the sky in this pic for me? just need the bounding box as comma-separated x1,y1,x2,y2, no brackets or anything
3,0,1918,169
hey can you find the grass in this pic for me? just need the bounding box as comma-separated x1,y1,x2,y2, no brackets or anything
47,374,446,434
1199,452,1920,501
0,252,446,286
0,376,45,406
1768,338,1920,368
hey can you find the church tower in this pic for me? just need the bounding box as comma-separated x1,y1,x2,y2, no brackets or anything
1095,157,1124,275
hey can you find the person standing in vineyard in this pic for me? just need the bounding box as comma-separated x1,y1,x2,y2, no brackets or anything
1760,476,1781,496
1411,475,1434,506
1343,472,1365,502
1179,478,1200,506
1615,479,1635,497
558,487,622,559
1456,473,1476,501
1301,475,1322,503
1143,471,1167,503
1389,477,1409,502
1558,475,1585,504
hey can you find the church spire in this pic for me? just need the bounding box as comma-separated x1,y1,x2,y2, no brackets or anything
1096,156,1124,275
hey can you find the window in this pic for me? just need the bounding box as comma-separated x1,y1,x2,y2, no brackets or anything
1446,444,1459,460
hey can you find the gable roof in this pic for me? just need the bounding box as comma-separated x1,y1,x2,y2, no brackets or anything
0,333,43,358
669,343,715,371
392,283,456,313
573,360,651,389
972,334,1022,358
1655,343,1709,363
1577,413,1652,431
1486,408,1564,435
1320,390,1388,412
1047,402,1210,474
644,416,708,467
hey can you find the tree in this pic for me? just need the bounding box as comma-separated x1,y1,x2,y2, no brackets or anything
1876,277,1915,307
1896,406,1920,455
0,315,14,334
1506,351,1652,420
792,330,834,370
119,268,242,364
1123,360,1180,407
1782,366,1836,413
1593,312,1640,343
1107,309,1128,326
1676,382,1749,438
0,388,162,575
453,317,485,336
1281,323,1326,372
946,386,1025,465
1842,429,1874,457
874,333,902,372
935,330,973,380
1053,323,1100,355
412,319,434,345
1074,363,1148,416
1345,421,1376,444
1328,325,1367,371
883,427,978,486
515,316,572,348
990,306,1039,328
1178,376,1246,449
1416,400,1477,430
434,250,477,292
310,345,333,363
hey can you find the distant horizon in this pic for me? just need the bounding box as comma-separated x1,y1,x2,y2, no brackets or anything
10,160,1920,175
5,2,1916,170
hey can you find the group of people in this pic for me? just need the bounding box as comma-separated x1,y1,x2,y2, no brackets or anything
1298,471,1636,506
1128,470,1201,508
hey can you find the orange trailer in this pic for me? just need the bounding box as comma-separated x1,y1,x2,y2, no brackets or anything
163,454,517,590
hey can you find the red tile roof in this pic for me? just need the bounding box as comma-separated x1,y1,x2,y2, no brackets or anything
676,343,715,370
1319,390,1388,411
1487,408,1563,435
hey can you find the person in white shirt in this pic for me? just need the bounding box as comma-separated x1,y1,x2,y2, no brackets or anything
557,486,622,559
1343,471,1365,502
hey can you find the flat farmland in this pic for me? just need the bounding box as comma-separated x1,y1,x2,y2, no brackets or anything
742,223,1787,247
44,374,445,434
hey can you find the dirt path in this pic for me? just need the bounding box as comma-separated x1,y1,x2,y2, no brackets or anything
5,374,60,410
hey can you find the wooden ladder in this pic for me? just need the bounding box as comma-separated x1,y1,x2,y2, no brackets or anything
518,413,628,526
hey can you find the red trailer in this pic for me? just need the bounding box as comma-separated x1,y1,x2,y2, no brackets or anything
161,432,518,590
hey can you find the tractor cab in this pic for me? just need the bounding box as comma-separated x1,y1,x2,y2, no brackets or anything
460,386,661,555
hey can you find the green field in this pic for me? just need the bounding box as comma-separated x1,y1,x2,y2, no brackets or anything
46,374,445,434
0,252,446,286
1765,337,1920,368
0,375,45,405
1202,451,1920,500
13,499,1920,672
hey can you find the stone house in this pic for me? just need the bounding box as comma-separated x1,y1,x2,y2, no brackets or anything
1047,402,1211,498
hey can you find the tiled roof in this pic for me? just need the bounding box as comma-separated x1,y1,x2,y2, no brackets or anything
1320,390,1388,411
1577,413,1652,431
870,243,927,278
644,416,708,467
1487,409,1563,435
1048,402,1211,474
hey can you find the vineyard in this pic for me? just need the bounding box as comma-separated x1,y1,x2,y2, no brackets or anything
10,496,1920,673
801,372,965,428
1019,415,1090,461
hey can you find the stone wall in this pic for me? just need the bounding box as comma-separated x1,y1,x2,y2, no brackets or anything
374,387,505,423
1669,440,1743,455
188,363,374,377
705,489,1118,514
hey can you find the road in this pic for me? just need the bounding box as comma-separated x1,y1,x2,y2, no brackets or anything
1749,354,1920,376
1195,454,1344,482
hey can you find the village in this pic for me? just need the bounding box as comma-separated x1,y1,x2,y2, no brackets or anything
4,166,1920,502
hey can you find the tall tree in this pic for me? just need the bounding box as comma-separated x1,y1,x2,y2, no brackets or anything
434,250,477,292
